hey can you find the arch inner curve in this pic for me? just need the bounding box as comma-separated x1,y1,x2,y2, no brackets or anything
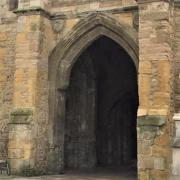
64,36,138,173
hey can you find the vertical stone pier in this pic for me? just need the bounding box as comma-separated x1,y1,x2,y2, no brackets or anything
138,0,174,179
172,1,180,177
8,0,47,175
8,109,33,174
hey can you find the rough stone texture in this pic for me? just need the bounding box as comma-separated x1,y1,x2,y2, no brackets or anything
138,0,174,179
0,0,17,161
0,0,178,179
8,109,33,174
49,0,137,14
174,5,180,113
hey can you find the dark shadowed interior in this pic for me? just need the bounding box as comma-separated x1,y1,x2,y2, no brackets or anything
64,36,138,173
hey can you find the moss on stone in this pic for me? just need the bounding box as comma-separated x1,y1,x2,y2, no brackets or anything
47,148,64,174
13,7,50,18
10,108,33,124
13,7,43,14
19,166,46,177
11,108,33,116
137,115,166,127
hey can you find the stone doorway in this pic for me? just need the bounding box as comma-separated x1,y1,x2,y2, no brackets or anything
64,37,138,174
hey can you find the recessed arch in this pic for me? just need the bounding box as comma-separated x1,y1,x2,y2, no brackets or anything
49,13,138,90
64,36,138,171
48,12,139,173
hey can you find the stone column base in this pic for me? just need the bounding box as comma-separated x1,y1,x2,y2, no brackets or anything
8,109,34,176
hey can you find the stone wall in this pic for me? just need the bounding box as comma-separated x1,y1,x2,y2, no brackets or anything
0,0,178,179
138,0,174,179
172,2,180,176
34,15,55,174
9,11,56,174
0,0,17,160
50,0,137,14
174,4,180,113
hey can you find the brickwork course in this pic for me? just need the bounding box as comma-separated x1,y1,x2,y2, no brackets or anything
0,0,180,180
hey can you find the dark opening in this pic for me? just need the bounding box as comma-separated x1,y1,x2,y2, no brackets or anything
64,36,138,173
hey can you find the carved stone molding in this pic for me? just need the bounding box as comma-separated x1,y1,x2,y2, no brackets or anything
52,20,65,33
13,7,50,18
13,5,138,20
137,0,171,4
10,108,33,125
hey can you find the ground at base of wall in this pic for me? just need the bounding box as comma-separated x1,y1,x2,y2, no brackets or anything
0,169,137,180
0,175,136,180
1,175,180,180
171,176,180,180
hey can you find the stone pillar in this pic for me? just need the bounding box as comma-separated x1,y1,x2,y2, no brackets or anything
8,0,46,175
174,1,180,112
172,1,180,177
8,109,33,175
138,0,174,179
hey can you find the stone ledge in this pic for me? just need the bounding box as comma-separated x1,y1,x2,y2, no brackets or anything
137,115,166,126
13,7,50,18
9,109,33,124
11,108,33,116
13,5,138,20
51,6,138,20
137,0,171,4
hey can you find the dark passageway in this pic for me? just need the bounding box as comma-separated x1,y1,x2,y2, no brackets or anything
64,37,138,173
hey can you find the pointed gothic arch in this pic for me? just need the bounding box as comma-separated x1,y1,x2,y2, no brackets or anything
49,13,138,90
48,12,139,172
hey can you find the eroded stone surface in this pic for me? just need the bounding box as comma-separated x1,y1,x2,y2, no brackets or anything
0,0,179,179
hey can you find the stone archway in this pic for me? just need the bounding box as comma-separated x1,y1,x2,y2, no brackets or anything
48,12,139,174
64,36,138,172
